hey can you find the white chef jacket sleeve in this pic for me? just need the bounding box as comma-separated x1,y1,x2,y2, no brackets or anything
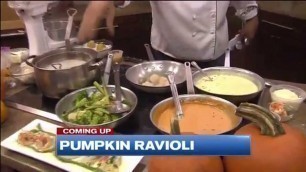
115,1,131,8
230,1,258,21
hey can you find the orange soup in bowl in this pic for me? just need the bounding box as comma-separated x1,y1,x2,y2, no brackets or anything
153,100,240,135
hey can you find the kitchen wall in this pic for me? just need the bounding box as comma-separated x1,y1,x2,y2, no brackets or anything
0,1,24,30
258,1,306,20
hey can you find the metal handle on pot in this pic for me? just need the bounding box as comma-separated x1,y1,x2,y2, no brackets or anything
144,44,155,61
25,56,36,67
167,72,183,135
113,63,123,104
224,49,231,67
51,63,62,70
88,60,104,71
167,72,184,119
103,53,113,85
185,62,195,94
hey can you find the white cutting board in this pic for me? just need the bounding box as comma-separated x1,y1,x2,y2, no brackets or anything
1,119,143,172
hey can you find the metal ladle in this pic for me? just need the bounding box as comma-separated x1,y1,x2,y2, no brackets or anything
190,61,214,81
167,72,183,135
108,50,131,114
65,8,77,51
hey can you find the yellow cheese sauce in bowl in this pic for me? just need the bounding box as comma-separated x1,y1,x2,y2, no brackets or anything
195,74,258,96
192,67,266,105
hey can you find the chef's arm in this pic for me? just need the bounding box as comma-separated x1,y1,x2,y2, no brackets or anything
77,1,131,43
230,1,259,41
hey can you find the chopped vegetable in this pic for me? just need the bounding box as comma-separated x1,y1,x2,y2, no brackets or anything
62,81,130,125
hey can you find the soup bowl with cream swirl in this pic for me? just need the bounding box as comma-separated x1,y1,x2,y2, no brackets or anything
150,94,242,135
192,67,265,105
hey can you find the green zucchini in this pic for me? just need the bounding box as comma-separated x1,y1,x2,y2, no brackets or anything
236,103,285,136
55,155,105,172
36,123,56,136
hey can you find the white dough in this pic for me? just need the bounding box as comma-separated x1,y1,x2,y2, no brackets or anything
149,74,161,85
142,81,154,86
158,76,169,86
158,76,169,87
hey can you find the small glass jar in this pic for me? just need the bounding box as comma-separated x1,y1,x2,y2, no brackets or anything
269,84,306,122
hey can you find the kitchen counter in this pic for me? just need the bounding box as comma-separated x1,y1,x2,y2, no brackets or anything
1,78,306,172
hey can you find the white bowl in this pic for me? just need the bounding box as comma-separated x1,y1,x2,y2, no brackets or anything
10,48,29,63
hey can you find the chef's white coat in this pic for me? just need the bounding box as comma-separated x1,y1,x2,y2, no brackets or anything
119,1,258,61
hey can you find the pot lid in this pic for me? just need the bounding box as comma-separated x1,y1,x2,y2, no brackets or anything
34,51,93,70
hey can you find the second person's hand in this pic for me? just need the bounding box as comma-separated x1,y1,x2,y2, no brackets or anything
77,1,115,43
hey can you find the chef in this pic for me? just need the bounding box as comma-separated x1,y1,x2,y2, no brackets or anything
78,1,259,68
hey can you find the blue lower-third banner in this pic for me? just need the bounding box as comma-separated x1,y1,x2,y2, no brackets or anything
56,135,250,156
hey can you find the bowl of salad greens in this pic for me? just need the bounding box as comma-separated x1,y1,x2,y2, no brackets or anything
55,81,137,128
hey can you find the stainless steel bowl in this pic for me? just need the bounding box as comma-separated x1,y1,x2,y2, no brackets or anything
55,85,138,128
125,61,186,93
74,39,113,59
193,67,265,105
150,94,242,135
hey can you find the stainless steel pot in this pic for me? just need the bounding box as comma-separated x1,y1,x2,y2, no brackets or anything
150,94,242,135
26,47,104,99
192,67,266,105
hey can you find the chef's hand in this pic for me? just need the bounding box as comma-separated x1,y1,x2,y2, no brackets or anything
239,16,259,44
77,1,115,43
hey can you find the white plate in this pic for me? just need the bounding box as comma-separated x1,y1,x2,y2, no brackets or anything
1,119,143,172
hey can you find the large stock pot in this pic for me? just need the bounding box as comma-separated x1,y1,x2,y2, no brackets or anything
26,47,104,99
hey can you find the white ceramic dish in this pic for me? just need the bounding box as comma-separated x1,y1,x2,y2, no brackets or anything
1,119,143,172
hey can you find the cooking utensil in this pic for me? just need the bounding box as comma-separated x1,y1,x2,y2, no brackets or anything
192,67,265,105
25,47,104,99
108,61,131,114
185,62,195,94
167,72,183,134
91,25,119,31
103,53,113,85
150,94,241,135
191,61,214,81
75,25,119,31
55,85,137,128
64,8,77,51
144,44,155,61
125,61,186,93
190,61,204,73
